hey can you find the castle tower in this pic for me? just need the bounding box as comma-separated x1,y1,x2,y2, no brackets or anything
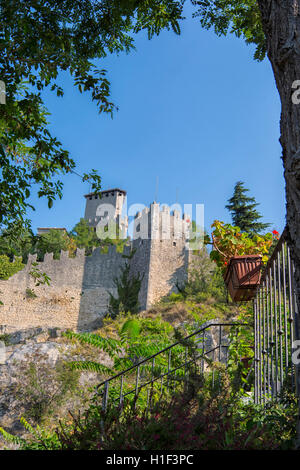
132,202,192,310
84,188,128,237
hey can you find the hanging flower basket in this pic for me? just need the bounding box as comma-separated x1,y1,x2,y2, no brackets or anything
223,255,262,302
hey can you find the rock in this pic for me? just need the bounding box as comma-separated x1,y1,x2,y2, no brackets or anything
0,333,114,448
6,327,45,345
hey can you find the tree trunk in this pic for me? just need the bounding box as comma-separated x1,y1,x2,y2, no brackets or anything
257,0,300,446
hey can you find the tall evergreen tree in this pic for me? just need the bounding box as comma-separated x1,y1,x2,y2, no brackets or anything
225,181,270,234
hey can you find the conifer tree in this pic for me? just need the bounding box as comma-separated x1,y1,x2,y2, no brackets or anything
225,181,270,234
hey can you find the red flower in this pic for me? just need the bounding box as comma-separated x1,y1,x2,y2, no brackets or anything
272,230,280,236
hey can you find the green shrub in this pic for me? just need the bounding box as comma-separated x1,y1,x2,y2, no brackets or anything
7,373,297,450
161,292,184,303
108,262,143,319
0,255,24,279
0,333,10,346
25,288,37,299
120,318,141,340
14,360,80,424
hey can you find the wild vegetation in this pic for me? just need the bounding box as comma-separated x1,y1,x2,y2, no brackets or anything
0,234,298,449
1,363,297,450
0,218,128,282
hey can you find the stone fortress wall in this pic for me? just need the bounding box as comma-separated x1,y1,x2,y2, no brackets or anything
0,191,193,333
0,246,130,333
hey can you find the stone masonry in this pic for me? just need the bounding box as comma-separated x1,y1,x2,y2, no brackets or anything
0,190,193,333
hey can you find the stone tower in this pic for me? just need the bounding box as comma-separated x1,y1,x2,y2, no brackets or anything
84,188,128,237
0,192,195,333
131,202,192,310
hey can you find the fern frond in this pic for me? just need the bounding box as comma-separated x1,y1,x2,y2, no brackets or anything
114,357,133,370
0,427,24,445
19,417,42,439
63,330,122,357
68,361,113,374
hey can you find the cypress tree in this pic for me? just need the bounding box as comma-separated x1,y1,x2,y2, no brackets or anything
225,181,270,234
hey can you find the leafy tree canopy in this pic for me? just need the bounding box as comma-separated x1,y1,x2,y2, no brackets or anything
0,0,183,230
225,181,270,234
0,223,35,261
70,218,101,254
191,0,266,61
35,228,73,260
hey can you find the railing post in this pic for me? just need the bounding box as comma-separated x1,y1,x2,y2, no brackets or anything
291,259,300,398
262,282,267,404
253,229,299,408
119,375,124,406
254,297,259,404
134,365,140,407
288,245,295,389
102,381,109,412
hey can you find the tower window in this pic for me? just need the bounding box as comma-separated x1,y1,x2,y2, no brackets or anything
173,242,177,247
136,223,141,233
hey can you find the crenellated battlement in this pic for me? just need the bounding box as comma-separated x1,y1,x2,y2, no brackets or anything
23,244,131,267
0,189,193,333
133,202,191,241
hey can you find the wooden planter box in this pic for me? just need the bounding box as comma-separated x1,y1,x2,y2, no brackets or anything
223,255,262,302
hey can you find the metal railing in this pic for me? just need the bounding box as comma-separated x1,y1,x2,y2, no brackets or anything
254,228,300,404
96,322,243,411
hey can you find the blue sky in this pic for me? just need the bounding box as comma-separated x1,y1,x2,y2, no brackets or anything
28,5,284,236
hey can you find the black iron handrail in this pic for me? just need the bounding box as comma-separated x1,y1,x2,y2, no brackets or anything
96,321,247,410
96,322,245,389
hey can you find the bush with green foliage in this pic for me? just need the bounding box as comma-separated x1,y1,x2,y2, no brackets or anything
186,247,215,294
14,360,80,424
2,369,297,450
166,246,228,304
0,225,35,262
35,229,72,260
64,315,176,375
108,262,143,319
226,306,255,394
0,255,24,279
